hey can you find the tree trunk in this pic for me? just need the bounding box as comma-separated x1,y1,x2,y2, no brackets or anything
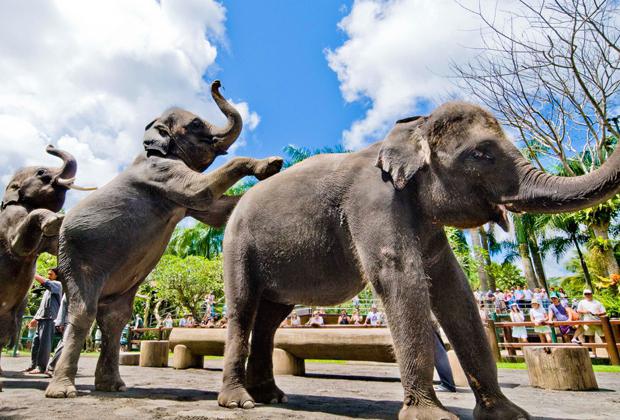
573,235,593,291
478,226,496,290
518,243,538,290
153,300,163,328
591,221,619,277
523,347,598,390
469,228,489,291
528,237,547,289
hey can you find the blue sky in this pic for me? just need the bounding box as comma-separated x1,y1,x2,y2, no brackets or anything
215,0,362,159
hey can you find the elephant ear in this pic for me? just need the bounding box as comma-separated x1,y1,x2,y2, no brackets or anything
375,116,430,190
1,189,20,210
143,119,173,156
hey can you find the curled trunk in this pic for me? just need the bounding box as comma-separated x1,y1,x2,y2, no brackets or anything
505,148,620,214
209,80,243,154
46,145,77,182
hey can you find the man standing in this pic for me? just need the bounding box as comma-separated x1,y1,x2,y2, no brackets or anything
47,294,68,373
24,268,62,376
364,305,383,326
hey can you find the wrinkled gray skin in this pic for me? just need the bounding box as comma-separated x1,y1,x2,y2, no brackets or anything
220,103,620,420
45,81,283,398
0,146,79,388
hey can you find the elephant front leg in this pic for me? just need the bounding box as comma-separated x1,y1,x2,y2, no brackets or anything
354,236,457,420
425,237,530,420
9,209,63,256
186,195,242,227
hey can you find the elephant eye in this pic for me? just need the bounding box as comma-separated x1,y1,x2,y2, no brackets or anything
10,184,19,190
471,149,493,161
36,169,46,176
189,118,203,130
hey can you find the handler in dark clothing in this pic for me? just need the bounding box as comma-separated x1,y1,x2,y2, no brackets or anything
47,293,68,373
23,268,62,376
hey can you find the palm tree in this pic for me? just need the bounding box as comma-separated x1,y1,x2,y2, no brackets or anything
538,213,593,290
503,215,539,290
283,144,350,167
167,223,224,259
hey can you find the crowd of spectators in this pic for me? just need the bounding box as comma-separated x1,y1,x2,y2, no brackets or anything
477,286,607,345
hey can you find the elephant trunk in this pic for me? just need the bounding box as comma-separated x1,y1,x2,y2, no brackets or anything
502,147,620,213
47,145,77,182
208,80,243,154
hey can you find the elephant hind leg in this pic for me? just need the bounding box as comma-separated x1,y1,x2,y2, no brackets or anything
218,255,260,409
94,285,139,392
45,269,100,398
246,299,294,404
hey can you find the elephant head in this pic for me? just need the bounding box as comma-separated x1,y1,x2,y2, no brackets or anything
1,145,87,212
143,80,242,172
376,102,620,231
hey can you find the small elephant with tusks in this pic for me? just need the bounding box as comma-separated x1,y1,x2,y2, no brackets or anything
45,81,283,398
0,146,91,389
219,102,620,419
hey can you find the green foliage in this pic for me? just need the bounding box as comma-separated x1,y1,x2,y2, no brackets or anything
445,227,479,287
597,288,620,317
486,262,526,290
167,223,224,259
24,253,59,316
147,254,223,319
282,144,350,167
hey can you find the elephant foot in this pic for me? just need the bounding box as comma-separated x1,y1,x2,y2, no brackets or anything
218,385,255,409
473,398,530,420
95,376,127,392
45,379,78,398
42,214,64,237
254,157,283,180
247,380,288,404
399,405,458,420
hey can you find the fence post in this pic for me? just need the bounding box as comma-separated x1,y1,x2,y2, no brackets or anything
600,316,620,366
486,319,501,362
158,327,163,341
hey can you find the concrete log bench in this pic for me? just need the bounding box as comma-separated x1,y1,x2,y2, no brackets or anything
168,327,468,386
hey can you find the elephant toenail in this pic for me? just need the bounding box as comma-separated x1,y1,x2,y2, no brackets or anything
227,402,238,409
270,398,278,404
281,396,288,403
242,400,255,409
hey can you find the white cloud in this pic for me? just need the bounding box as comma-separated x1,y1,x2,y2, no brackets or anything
0,0,258,208
326,0,519,149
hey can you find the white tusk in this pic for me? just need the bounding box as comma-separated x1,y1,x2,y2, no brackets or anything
67,184,97,191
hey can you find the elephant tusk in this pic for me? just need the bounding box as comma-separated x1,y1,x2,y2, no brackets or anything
55,177,97,191
67,184,98,191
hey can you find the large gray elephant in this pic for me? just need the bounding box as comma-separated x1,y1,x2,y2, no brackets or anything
218,103,620,419
0,146,88,388
45,81,283,398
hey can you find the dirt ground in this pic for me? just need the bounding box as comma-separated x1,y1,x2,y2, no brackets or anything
1,355,619,419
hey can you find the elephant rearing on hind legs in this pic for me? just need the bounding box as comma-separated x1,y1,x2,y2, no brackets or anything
45,81,283,398
219,102,620,419
0,146,90,390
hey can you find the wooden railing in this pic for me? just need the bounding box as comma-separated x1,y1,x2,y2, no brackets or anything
485,316,620,365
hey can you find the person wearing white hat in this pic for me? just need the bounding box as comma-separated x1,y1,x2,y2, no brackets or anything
573,289,606,345
529,299,551,343
509,303,528,343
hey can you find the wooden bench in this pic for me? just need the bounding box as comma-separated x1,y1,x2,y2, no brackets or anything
168,326,468,385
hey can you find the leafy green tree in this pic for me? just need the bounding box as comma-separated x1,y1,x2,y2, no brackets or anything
486,262,526,291
147,255,223,320
283,144,350,167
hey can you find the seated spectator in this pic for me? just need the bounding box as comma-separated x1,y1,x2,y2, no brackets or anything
479,303,488,323
351,308,363,325
306,310,324,326
494,289,506,313
186,315,196,328
289,310,301,326
547,293,572,340
217,316,228,328
338,309,351,325
163,313,174,328
179,315,188,327
573,289,606,345
364,305,382,326
509,303,528,343
532,288,543,301
529,299,551,343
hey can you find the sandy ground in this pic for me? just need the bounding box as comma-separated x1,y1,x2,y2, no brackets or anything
1,355,619,419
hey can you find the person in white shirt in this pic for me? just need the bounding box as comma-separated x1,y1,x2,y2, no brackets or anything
306,310,324,326
364,305,382,326
509,303,528,342
573,289,606,344
163,313,174,328
523,288,533,302
289,310,301,326
529,299,551,342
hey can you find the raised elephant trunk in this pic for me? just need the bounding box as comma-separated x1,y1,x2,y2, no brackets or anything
209,80,243,154
503,146,620,213
47,145,96,191
47,145,77,182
